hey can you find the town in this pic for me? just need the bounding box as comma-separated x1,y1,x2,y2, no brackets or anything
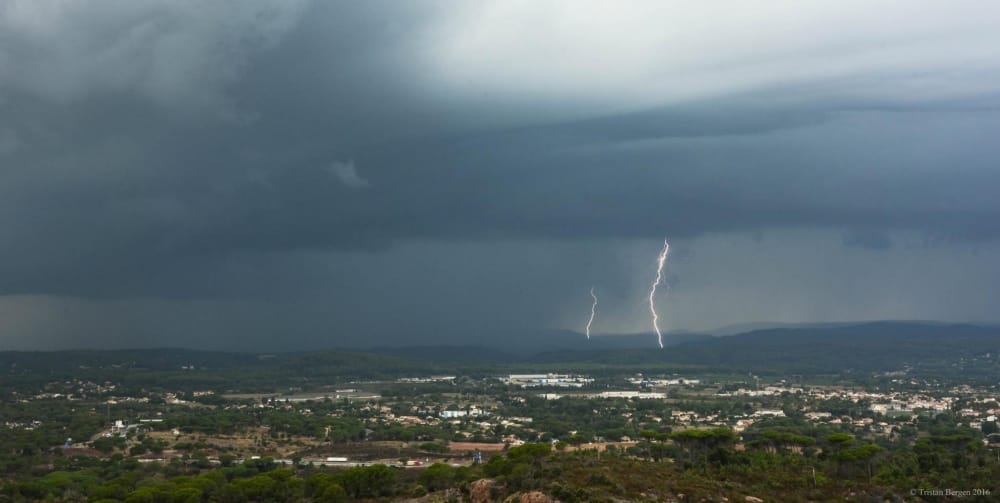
2,348,998,501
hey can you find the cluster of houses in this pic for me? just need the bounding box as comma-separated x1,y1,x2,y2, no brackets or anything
503,374,595,388
23,370,997,458
4,420,43,431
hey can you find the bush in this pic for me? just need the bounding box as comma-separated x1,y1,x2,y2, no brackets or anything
418,463,456,491
333,464,397,498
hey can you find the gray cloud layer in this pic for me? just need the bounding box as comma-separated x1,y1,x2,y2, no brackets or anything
1,1,999,348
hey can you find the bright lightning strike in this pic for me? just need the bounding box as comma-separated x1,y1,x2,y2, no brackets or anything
648,240,670,349
585,286,598,339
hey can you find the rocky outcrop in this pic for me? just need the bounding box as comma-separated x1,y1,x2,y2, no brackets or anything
503,491,560,503
470,479,498,503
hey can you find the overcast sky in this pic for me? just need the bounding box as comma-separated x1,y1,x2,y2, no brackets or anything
2,1,999,350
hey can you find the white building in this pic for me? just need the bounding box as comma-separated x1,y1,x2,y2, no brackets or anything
505,374,594,388
594,391,666,399
440,408,486,419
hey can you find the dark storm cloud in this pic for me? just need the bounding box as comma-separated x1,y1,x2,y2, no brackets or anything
1,1,1000,347
7,98,1000,298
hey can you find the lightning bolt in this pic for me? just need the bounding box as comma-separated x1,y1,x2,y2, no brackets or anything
585,286,598,339
648,240,670,348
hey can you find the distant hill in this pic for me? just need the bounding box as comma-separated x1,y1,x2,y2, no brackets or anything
370,345,518,363
527,321,1000,374
364,321,1000,378
368,329,711,361
0,348,262,371
3,321,998,379
506,328,712,352
707,320,862,336
706,319,977,336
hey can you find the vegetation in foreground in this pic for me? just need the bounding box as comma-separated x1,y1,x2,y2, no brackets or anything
2,328,999,502
2,429,998,502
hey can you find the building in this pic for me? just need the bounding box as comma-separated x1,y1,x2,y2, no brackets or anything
504,373,594,388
